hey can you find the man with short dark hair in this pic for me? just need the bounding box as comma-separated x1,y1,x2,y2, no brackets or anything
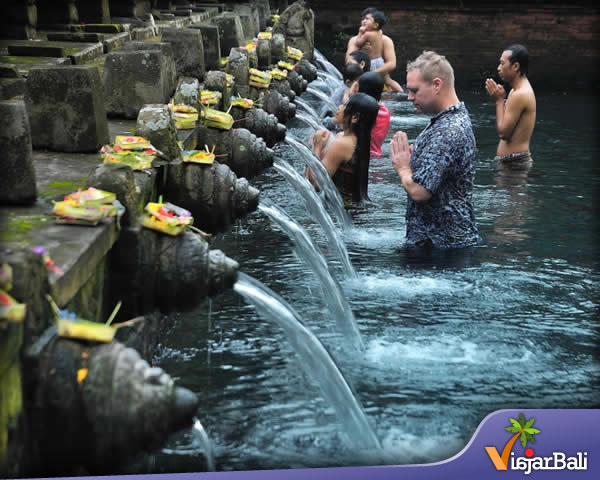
485,44,536,168
347,50,371,73
390,51,481,249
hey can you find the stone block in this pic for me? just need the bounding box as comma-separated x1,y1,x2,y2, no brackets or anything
0,99,37,205
0,78,26,101
173,76,200,107
25,65,109,152
271,33,286,62
203,70,229,110
120,41,177,100
135,104,181,161
130,26,155,40
226,47,249,97
103,50,172,119
46,32,105,42
102,31,131,53
212,15,244,55
256,38,271,68
187,24,220,70
161,27,206,80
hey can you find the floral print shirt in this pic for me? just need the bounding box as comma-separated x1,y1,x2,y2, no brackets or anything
406,102,482,248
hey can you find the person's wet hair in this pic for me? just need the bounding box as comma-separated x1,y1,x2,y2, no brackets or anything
505,44,529,76
348,50,371,72
371,10,386,29
343,92,379,202
343,62,364,84
358,71,385,102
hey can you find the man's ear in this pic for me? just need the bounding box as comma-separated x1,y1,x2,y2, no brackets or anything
511,61,520,74
432,77,443,93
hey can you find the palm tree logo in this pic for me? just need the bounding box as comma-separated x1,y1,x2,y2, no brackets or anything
485,413,541,470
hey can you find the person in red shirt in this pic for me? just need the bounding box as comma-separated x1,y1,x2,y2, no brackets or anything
358,72,390,156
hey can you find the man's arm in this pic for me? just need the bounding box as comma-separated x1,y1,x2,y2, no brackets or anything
345,35,358,64
495,90,526,141
390,131,432,202
374,35,397,75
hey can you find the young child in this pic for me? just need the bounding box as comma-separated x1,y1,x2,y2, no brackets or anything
354,10,403,92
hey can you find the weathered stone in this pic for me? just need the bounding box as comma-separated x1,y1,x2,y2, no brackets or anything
0,78,26,101
87,163,139,228
195,124,273,178
102,31,131,53
23,334,199,475
0,100,36,205
120,41,177,100
226,47,249,97
0,65,20,79
272,0,314,61
212,15,244,55
135,104,181,161
270,77,296,101
270,32,287,63
130,26,155,40
83,23,124,33
104,50,172,119
251,0,271,31
263,88,296,123
165,161,260,233
230,106,286,147
25,65,109,152
173,76,200,107
229,4,260,38
46,32,105,42
287,69,308,95
187,24,221,70
256,38,271,68
161,27,206,80
203,70,229,111
67,42,105,65
294,58,317,82
247,47,259,69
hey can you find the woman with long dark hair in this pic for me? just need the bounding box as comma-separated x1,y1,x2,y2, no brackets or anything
309,92,379,204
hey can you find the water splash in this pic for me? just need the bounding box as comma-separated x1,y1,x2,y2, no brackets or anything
285,136,352,230
259,203,363,351
234,273,381,451
314,48,343,81
294,111,324,132
273,159,355,278
295,97,323,122
306,86,340,117
192,417,216,472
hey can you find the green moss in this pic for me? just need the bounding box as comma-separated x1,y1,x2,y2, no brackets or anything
39,178,88,200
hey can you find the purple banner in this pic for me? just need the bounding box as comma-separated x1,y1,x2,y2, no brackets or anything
22,409,599,480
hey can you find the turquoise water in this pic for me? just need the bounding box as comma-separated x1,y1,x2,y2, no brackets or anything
152,89,599,472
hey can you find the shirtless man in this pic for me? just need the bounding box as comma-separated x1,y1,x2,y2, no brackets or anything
485,44,536,168
345,8,403,92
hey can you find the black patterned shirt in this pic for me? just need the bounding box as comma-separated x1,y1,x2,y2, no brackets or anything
406,102,482,248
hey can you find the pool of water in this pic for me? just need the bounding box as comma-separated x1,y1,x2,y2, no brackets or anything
150,83,599,472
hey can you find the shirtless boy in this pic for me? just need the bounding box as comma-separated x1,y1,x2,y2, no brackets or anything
485,44,536,168
346,9,403,92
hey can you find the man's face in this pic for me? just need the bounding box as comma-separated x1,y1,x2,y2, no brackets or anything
406,69,437,114
361,14,377,31
497,50,517,82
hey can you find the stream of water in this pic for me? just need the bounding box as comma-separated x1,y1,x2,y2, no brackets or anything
152,58,599,472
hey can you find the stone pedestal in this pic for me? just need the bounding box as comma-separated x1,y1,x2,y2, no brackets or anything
161,27,206,80
25,65,109,152
135,104,181,161
0,100,37,205
212,15,244,55
104,50,172,119
226,47,249,97
174,76,200,108
187,24,221,70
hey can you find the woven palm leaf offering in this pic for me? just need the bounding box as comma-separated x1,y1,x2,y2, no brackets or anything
0,289,26,324
249,68,272,88
169,103,199,130
47,296,142,343
277,60,295,71
287,46,303,61
270,68,288,80
181,144,216,165
200,90,222,106
200,107,234,130
230,96,254,109
100,135,157,170
52,187,117,226
257,31,272,40
142,201,193,236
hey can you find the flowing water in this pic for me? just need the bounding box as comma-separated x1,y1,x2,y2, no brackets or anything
153,71,599,471
258,203,362,352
